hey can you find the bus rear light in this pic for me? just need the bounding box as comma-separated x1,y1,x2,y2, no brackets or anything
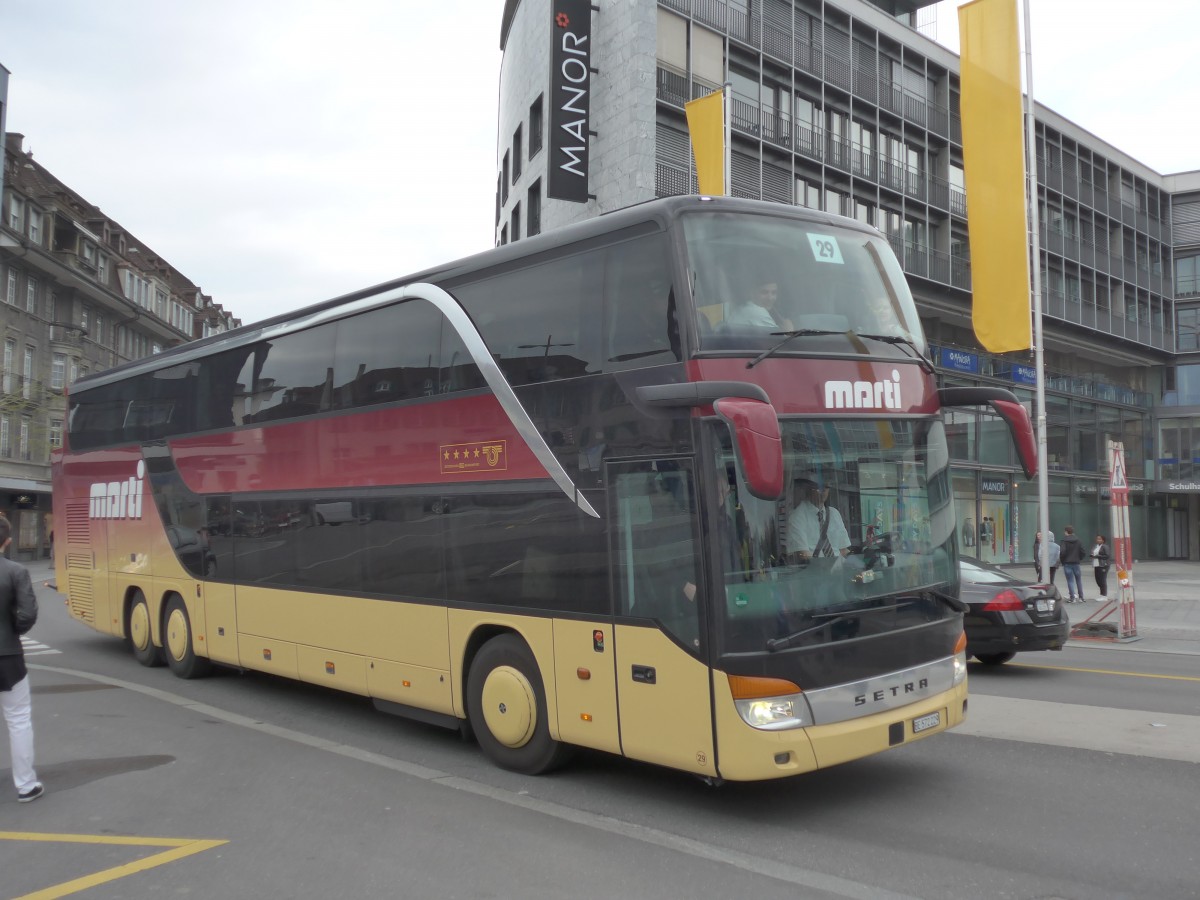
729,675,810,731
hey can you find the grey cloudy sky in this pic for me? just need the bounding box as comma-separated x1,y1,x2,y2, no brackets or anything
3,1,1194,325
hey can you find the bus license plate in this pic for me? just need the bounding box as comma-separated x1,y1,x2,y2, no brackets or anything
912,711,941,734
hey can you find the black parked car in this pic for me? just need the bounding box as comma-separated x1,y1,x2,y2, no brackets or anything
959,556,1070,665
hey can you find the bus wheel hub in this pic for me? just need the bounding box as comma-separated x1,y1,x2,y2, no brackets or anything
481,666,536,748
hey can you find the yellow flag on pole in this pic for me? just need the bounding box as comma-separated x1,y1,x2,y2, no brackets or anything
958,0,1032,353
686,89,726,196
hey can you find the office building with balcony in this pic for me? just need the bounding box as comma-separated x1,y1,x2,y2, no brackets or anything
0,119,240,559
495,0,1200,560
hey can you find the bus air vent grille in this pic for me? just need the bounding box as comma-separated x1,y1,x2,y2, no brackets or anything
67,573,95,623
65,500,90,544
65,552,93,570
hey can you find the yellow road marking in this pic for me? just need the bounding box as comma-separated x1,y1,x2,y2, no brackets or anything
1008,661,1200,682
0,832,226,900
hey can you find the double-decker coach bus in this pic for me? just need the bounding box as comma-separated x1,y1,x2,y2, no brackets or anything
53,196,1035,781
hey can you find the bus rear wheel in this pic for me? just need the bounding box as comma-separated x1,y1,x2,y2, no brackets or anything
467,634,570,775
163,595,212,680
127,591,164,668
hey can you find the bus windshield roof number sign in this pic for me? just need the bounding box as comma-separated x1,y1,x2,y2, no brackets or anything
807,233,844,264
547,0,592,203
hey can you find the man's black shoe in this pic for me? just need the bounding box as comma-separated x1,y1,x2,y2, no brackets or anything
18,783,44,803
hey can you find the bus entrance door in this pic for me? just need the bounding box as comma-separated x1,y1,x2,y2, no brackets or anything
610,461,717,777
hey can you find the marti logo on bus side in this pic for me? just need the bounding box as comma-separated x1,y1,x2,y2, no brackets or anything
89,460,146,520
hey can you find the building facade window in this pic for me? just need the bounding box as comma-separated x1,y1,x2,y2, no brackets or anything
6,195,23,230
527,180,542,237
27,208,40,245
511,204,521,243
1177,254,1199,298
2,340,14,394
51,353,67,391
49,418,63,451
22,347,34,400
513,125,523,182
26,276,38,313
529,95,544,157
5,269,15,305
19,418,30,461
0,417,9,458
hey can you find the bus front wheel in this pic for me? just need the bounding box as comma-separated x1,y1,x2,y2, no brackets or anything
467,634,570,775
163,595,212,680
127,591,164,668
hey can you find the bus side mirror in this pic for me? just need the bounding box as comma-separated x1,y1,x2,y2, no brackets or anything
713,397,784,501
938,386,1037,480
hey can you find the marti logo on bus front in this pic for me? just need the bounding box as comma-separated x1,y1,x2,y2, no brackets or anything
823,369,903,410
89,460,145,520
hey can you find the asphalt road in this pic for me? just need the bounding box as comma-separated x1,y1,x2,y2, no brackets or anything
3,574,1198,900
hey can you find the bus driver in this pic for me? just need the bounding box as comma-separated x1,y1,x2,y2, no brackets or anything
787,477,850,563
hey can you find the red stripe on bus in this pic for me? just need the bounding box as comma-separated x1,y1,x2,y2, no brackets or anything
165,394,551,494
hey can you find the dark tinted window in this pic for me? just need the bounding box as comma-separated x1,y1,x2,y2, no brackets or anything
603,234,680,369
452,250,604,386
443,489,607,614
238,324,336,424
333,301,445,407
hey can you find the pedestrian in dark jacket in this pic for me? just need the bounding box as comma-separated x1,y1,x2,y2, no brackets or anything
1091,534,1111,601
0,517,42,802
1059,526,1085,602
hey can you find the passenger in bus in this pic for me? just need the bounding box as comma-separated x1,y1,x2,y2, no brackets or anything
723,279,794,331
787,477,850,564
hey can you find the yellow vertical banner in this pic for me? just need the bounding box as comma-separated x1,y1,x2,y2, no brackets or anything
958,0,1032,353
685,89,726,196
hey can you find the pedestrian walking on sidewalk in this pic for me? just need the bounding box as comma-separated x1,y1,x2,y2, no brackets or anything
1091,534,1111,601
1040,531,1061,590
1060,526,1085,602
0,517,42,803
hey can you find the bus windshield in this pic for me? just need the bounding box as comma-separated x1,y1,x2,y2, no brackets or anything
712,416,955,654
682,211,924,353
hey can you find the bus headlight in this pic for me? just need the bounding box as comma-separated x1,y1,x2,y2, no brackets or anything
952,631,968,686
729,675,810,731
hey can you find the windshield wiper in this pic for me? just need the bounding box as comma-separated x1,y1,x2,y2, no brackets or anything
854,333,936,374
766,617,844,653
746,329,845,369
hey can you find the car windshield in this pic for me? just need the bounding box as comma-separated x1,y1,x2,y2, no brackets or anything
681,211,924,353
711,417,955,654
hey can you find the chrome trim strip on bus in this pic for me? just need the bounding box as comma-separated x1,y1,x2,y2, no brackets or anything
801,655,959,726
402,282,599,519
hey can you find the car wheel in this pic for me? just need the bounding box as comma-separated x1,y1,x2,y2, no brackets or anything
127,590,164,667
163,594,212,679
974,652,1016,666
467,634,571,775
